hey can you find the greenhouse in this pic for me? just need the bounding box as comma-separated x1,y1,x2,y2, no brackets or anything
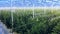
0,0,60,34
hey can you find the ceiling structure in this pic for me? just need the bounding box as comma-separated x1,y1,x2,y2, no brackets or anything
0,0,60,7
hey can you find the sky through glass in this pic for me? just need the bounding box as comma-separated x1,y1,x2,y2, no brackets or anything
0,0,60,7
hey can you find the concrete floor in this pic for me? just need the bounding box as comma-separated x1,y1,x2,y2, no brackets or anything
0,21,9,34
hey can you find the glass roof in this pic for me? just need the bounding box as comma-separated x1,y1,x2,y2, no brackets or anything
0,0,60,7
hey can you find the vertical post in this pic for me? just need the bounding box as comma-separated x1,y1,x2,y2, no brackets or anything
10,0,13,34
24,7,25,12
44,6,46,15
33,4,34,18
52,2,53,13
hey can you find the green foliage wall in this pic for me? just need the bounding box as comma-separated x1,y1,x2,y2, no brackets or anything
0,10,12,28
0,9,60,34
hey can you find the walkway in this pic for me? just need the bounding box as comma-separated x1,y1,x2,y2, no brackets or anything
0,20,10,34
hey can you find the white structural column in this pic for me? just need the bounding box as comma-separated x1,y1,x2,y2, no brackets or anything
10,0,13,34
33,4,34,18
